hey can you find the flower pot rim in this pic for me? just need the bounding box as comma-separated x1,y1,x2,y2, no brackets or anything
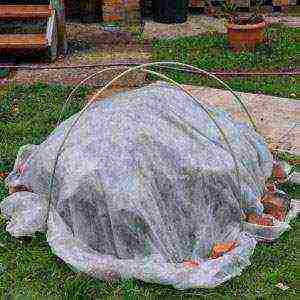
227,21,267,30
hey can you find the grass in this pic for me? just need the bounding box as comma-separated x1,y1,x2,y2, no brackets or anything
0,82,299,298
0,84,90,171
151,25,299,99
0,24,299,298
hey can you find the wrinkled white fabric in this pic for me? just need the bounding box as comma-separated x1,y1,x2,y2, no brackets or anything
0,82,297,289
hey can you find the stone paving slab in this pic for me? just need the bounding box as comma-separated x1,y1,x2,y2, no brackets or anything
182,84,299,152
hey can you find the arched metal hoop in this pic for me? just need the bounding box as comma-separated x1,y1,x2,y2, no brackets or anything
58,62,256,130
48,62,257,220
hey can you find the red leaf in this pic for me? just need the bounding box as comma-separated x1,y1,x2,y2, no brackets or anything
17,163,28,174
210,241,238,259
247,213,274,226
261,194,286,222
183,260,200,268
0,172,9,179
272,164,287,183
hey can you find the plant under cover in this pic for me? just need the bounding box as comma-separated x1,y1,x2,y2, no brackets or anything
204,0,265,25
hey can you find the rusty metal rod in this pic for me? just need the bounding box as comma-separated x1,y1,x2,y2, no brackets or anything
155,66,299,76
0,61,299,76
0,61,148,70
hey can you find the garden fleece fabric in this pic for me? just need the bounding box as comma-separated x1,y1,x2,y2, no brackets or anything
0,82,296,289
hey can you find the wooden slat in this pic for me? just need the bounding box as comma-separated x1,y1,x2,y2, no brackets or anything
0,34,47,50
46,10,58,61
0,5,52,19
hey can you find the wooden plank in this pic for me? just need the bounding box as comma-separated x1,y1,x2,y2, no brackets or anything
51,0,67,55
0,5,52,19
0,34,47,50
46,10,58,61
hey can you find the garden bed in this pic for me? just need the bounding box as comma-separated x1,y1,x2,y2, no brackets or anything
0,83,298,298
0,14,298,298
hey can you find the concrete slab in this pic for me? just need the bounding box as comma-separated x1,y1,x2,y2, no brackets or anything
182,84,299,152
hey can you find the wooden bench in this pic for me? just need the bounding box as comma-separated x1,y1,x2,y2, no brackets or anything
0,4,52,20
0,4,58,61
0,34,47,50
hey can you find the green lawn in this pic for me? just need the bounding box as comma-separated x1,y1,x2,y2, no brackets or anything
151,25,299,99
0,83,298,299
0,24,299,298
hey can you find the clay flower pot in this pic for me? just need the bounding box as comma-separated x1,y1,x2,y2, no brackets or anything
227,18,267,52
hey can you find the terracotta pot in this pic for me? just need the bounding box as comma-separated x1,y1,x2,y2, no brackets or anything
273,0,289,5
227,20,267,52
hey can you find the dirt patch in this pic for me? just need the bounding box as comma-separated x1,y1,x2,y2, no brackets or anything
5,21,151,87
143,15,227,40
66,22,152,55
143,14,300,41
3,14,299,87
11,66,148,88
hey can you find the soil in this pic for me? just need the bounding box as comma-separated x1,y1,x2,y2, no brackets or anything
1,21,152,88
0,14,298,87
65,22,152,55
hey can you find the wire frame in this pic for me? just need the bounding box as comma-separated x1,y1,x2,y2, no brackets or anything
47,62,258,220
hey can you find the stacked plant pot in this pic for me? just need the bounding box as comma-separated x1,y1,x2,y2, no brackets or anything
79,0,102,23
102,0,141,26
152,0,189,24
189,0,204,14
189,0,204,7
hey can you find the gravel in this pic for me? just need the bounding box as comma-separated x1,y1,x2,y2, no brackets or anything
143,15,227,40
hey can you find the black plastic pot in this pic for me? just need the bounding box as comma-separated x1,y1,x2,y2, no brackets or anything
79,0,102,23
152,0,189,24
